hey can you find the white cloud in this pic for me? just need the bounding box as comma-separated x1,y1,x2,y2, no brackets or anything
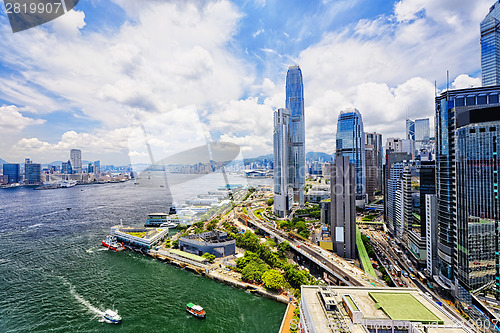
452,74,481,89
0,105,45,132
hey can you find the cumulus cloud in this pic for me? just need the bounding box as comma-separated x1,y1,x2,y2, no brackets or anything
452,74,481,89
0,105,45,132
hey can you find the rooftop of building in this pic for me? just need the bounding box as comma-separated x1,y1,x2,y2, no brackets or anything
115,227,165,240
180,230,233,244
301,285,467,333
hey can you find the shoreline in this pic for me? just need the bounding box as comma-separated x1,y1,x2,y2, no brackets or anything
140,247,291,304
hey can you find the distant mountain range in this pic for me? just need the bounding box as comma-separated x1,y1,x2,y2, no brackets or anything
240,152,333,165
0,158,8,167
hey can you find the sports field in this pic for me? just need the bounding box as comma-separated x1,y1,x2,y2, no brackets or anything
368,292,443,324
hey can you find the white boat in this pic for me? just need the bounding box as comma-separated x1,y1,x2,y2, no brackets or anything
103,309,121,324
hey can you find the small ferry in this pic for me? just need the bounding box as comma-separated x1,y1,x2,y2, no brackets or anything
101,235,125,252
103,309,121,324
186,303,206,318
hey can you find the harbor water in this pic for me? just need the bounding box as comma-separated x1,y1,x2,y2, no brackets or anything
0,173,284,333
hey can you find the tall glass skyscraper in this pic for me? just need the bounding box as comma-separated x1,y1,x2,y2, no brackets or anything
336,108,366,206
406,119,415,140
481,1,500,86
285,65,305,206
70,149,82,174
435,86,500,298
273,108,292,218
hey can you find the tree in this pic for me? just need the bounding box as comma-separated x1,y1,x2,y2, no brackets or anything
241,261,268,283
262,269,284,291
277,241,291,255
266,198,274,206
202,253,216,263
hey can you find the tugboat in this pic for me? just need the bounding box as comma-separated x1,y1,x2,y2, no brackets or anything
186,303,206,318
101,235,125,252
103,309,121,324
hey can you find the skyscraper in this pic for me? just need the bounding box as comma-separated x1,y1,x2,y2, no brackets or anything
330,155,356,259
285,65,306,206
481,1,500,86
70,149,82,174
273,108,292,218
365,133,384,191
336,108,366,207
25,163,41,185
406,119,415,140
435,86,500,298
3,163,20,184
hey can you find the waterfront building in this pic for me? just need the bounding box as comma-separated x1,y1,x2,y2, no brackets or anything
481,1,500,86
330,155,356,259
70,149,82,174
285,65,306,206
61,160,72,175
24,163,41,185
3,163,20,184
435,85,500,298
336,108,366,207
111,226,169,250
273,108,292,218
0,174,8,185
179,230,235,258
299,286,467,333
93,160,100,174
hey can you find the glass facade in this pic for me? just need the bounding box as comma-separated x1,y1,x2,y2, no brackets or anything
3,163,20,184
456,123,499,291
435,85,500,296
273,108,292,217
336,108,366,205
285,65,305,206
481,1,500,86
25,163,41,185
406,119,415,140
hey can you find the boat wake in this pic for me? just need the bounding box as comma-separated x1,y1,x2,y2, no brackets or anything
69,284,105,318
27,223,43,229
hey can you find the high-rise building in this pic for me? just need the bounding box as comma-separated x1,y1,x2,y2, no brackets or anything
426,194,438,276
330,155,356,259
24,163,41,185
384,152,411,237
94,160,100,174
285,65,306,206
273,108,292,218
70,149,82,174
336,108,366,207
365,132,383,195
406,119,415,140
386,138,402,153
62,160,72,175
481,1,500,86
435,86,500,298
3,163,20,184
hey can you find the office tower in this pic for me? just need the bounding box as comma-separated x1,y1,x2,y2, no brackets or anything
406,119,415,140
94,160,100,174
62,160,72,175
365,132,383,194
401,139,415,157
384,152,411,236
70,149,82,174
386,138,402,152
285,65,306,206
330,155,356,259
3,163,20,184
435,86,500,298
426,194,438,276
25,163,41,185
273,108,292,218
365,139,377,203
413,118,431,155
481,1,500,86
336,108,366,207
419,161,435,233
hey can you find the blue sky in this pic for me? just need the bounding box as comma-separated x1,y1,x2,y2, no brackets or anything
0,0,493,164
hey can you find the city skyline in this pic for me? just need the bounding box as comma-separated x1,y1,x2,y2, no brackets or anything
0,1,494,165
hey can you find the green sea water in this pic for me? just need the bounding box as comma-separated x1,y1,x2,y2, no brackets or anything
0,175,285,332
